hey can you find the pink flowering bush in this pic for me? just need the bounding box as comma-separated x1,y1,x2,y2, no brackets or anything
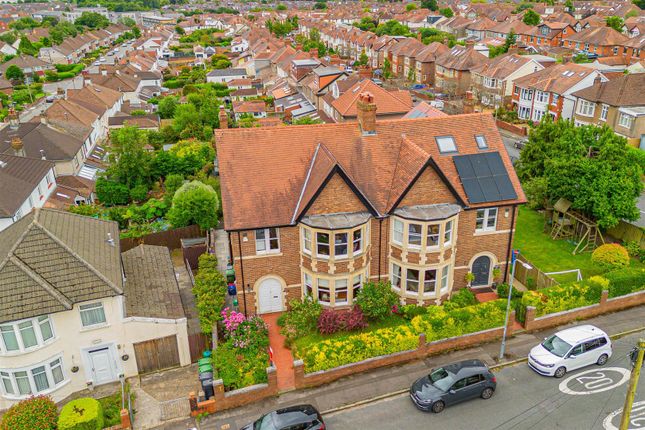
221,307,246,334
317,308,368,335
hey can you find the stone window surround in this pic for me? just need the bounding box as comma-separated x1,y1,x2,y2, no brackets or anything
302,267,369,307
300,222,369,261
391,215,458,253
390,260,453,302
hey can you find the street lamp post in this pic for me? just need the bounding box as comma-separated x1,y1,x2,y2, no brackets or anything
499,249,531,361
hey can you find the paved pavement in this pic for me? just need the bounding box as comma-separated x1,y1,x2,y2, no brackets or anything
325,331,644,430
154,305,645,430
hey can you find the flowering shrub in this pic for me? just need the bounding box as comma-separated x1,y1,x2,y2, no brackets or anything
229,317,269,349
300,325,418,372
0,396,58,430
221,308,245,334
591,243,630,271
317,308,368,335
355,281,399,321
278,297,322,344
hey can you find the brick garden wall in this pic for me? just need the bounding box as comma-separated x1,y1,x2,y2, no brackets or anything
495,119,527,137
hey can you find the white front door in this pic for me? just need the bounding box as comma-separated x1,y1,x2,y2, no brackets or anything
88,347,117,385
258,278,283,314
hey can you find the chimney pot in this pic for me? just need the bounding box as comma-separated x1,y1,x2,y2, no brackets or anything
11,137,24,157
357,91,377,135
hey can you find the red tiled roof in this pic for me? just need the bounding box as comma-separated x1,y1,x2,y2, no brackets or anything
331,79,412,117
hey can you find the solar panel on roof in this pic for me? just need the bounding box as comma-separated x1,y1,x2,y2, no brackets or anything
453,152,517,204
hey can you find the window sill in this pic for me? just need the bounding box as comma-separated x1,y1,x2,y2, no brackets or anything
474,229,509,236
0,337,58,357
2,379,70,401
79,323,110,333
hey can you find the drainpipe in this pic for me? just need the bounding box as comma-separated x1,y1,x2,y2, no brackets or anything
503,205,517,284
236,231,248,317
378,218,383,281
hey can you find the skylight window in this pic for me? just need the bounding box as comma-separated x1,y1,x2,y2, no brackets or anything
436,136,457,153
475,135,488,149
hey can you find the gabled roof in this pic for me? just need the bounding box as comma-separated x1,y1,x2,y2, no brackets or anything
436,45,489,71
0,121,87,161
0,208,123,323
513,63,600,94
215,113,526,231
0,154,54,218
414,42,450,63
472,53,538,80
45,99,99,128
331,79,412,117
564,26,629,46
572,73,645,107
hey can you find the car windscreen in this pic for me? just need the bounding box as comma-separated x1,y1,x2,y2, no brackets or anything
541,335,572,358
429,367,456,392
254,414,276,430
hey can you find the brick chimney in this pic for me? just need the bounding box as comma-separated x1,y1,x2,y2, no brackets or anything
218,106,228,129
593,74,603,86
7,107,18,129
309,48,318,58
11,137,25,157
357,92,377,135
463,91,474,114
465,40,475,48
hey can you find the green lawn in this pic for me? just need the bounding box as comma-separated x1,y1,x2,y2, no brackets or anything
513,206,644,278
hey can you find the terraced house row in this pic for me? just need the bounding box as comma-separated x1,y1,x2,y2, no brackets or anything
216,94,526,315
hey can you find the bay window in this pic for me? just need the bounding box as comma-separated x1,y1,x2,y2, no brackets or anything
406,269,419,293
302,228,312,254
391,264,402,290
619,112,635,129
334,232,348,257
0,357,67,398
303,270,368,306
577,100,595,117
391,216,457,250
408,223,422,247
423,270,437,295
390,263,453,299
444,220,453,245
335,279,348,305
476,208,497,232
1,316,55,354
353,229,362,253
393,219,404,244
255,228,280,253
316,232,330,257
317,279,330,304
426,224,440,247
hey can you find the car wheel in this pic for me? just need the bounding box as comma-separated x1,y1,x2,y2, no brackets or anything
481,387,494,399
597,354,608,366
432,401,445,413
554,366,566,378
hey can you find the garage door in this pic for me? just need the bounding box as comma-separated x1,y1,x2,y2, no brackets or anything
258,278,284,314
133,335,181,374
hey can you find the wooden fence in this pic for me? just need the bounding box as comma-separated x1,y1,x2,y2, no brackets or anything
133,335,181,374
120,224,203,252
188,332,211,363
513,254,559,290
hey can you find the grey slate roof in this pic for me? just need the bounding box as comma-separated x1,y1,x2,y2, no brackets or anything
0,208,123,323
207,68,247,77
121,245,185,320
0,122,88,162
0,154,54,218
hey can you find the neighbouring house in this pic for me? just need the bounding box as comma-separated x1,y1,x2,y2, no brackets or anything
401,101,448,119
329,79,413,122
0,55,53,77
232,100,267,121
0,153,56,232
571,73,645,148
299,66,347,109
511,63,607,121
0,210,191,409
518,22,575,50
215,94,525,315
471,53,545,108
108,112,161,130
563,26,630,57
45,175,96,210
413,42,450,86
206,68,248,84
435,43,489,96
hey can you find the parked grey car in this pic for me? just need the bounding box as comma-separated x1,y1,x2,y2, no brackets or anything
410,359,497,413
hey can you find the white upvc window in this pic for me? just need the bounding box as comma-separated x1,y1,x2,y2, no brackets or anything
302,228,312,254
444,220,453,245
426,224,440,247
600,104,608,121
304,273,313,297
79,302,107,328
405,268,420,294
408,223,422,247
317,279,330,304
391,263,402,290
0,316,55,354
255,228,280,253
423,269,437,295
0,356,67,399
532,109,546,122
551,94,559,106
440,265,450,293
316,232,330,258
334,279,348,305
334,232,348,258
535,91,548,103
476,208,498,232
393,219,404,244
518,106,531,120
618,112,635,129
352,274,362,299
520,88,533,101
577,99,595,117
352,228,363,254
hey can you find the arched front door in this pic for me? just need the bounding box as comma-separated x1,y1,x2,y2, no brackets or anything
257,278,284,314
471,256,491,287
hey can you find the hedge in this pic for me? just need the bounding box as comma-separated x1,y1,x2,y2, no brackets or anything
193,253,227,334
58,398,104,430
0,396,58,430
604,268,645,298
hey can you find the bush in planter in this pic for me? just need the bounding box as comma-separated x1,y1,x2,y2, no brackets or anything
605,268,645,298
317,307,368,334
0,396,58,430
279,296,322,343
355,281,399,321
592,244,630,271
58,398,104,430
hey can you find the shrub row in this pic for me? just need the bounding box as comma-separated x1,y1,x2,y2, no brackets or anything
604,268,645,298
193,253,227,334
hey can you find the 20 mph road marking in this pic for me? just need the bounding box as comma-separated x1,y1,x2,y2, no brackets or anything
603,400,645,430
558,367,631,395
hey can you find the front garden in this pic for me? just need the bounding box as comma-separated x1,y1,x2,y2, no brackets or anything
279,282,509,373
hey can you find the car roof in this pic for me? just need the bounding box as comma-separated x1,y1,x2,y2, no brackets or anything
440,359,489,377
554,325,607,344
270,404,319,427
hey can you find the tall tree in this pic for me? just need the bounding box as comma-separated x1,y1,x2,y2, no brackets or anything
606,16,625,32
167,180,220,229
105,126,152,188
523,9,541,26
421,0,438,11
5,64,24,83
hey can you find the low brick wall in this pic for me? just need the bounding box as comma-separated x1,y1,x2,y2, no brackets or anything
189,366,278,416
496,119,527,137
524,290,645,332
294,312,515,389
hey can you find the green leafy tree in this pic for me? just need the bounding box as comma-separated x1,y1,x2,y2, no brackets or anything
516,118,645,228
421,0,438,11
105,126,152,188
96,178,130,206
565,0,574,12
354,17,377,32
276,3,287,10
174,25,185,35
358,50,369,66
5,64,24,82
74,12,110,29
440,7,454,17
383,58,392,79
375,20,411,36
406,3,418,11
355,281,399,321
157,96,178,119
606,16,624,32
313,2,327,9
18,36,37,56
167,180,220,229
523,9,541,26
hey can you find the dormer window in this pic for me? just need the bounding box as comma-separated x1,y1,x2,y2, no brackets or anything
436,136,457,153
475,135,488,149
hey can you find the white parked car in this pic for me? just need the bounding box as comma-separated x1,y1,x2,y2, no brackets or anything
528,325,612,378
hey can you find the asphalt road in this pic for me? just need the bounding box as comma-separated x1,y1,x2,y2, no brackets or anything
324,332,644,430
501,134,522,163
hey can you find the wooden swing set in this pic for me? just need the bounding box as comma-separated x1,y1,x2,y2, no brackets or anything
545,198,604,255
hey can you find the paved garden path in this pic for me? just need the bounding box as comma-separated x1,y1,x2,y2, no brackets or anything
261,313,296,392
